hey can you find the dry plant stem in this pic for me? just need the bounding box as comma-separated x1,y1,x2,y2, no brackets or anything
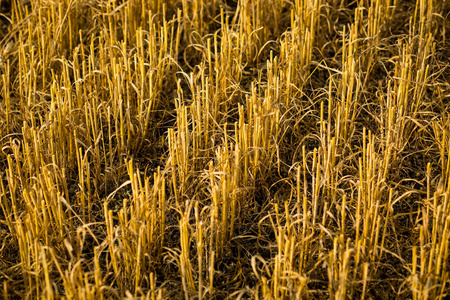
0,0,449,298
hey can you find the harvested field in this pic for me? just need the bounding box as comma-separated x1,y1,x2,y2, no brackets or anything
1,0,450,298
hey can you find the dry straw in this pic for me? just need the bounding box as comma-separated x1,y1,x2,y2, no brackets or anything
0,0,449,298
